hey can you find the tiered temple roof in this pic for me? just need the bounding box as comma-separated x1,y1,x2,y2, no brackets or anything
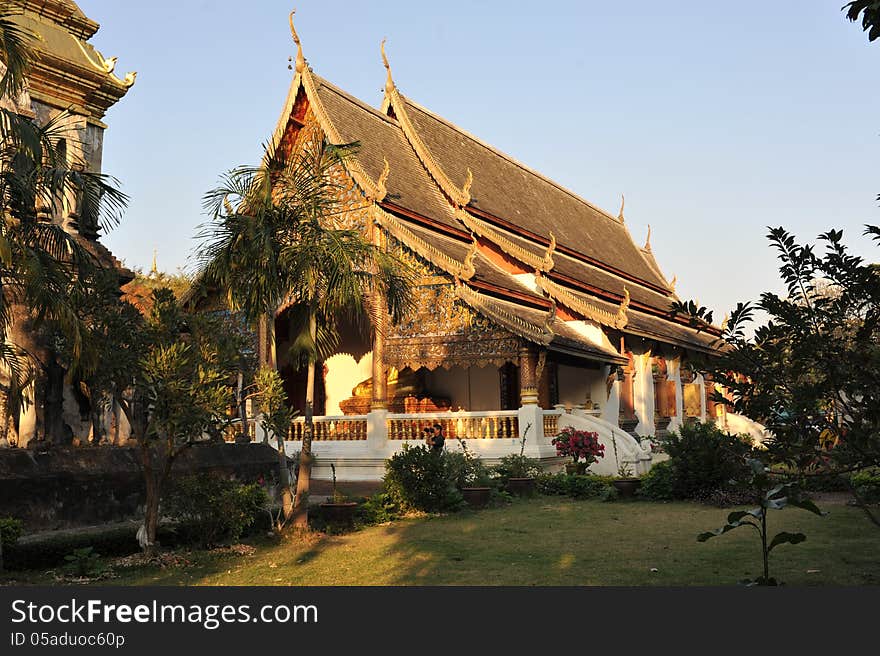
266,17,719,365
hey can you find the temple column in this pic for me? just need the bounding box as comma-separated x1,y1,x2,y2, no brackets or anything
517,343,545,449
518,344,539,406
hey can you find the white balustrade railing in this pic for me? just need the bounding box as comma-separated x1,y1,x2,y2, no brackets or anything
288,415,368,441
387,411,518,440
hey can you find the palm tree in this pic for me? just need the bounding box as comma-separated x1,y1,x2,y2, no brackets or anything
1,9,128,443
196,136,413,528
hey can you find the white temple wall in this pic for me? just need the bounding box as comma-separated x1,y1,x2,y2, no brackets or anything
601,364,620,424
633,351,655,437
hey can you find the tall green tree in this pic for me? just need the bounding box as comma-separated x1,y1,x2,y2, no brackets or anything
673,226,880,520
196,136,413,529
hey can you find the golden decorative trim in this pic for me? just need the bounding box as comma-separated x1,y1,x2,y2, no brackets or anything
289,10,305,74
542,232,556,271
535,273,630,330
454,281,554,345
372,205,475,281
455,208,553,272
377,157,390,200
381,42,471,207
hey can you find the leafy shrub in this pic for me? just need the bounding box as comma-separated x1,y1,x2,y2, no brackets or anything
535,473,613,499
63,547,107,578
851,470,880,504
444,443,493,489
493,435,542,484
0,517,23,549
163,474,268,548
358,492,400,525
657,422,754,500
494,453,541,484
384,443,463,513
637,461,675,501
599,485,619,503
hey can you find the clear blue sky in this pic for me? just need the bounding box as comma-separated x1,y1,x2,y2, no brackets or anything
78,0,879,319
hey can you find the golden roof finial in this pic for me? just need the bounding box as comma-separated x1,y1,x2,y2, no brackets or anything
721,312,730,330
290,9,305,74
381,38,395,95
150,248,158,277
618,193,625,222
670,275,677,291
644,224,652,251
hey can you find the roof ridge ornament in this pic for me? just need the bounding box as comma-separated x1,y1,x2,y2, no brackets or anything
381,38,395,95
644,224,652,251
618,194,625,223
615,286,630,329
462,168,473,204
289,9,305,73
670,275,677,291
376,157,390,201
541,232,556,272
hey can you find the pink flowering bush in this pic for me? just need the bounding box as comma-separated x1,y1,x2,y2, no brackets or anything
551,427,605,466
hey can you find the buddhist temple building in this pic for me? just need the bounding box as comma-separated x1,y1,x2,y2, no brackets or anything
249,16,766,478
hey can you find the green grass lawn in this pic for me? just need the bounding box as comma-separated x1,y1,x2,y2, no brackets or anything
4,497,879,586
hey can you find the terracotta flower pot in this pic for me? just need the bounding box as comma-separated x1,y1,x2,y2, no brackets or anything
460,487,491,509
565,462,587,475
612,478,641,498
505,477,536,497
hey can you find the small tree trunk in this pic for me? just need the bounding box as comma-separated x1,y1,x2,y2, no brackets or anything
291,312,317,530
277,431,293,519
237,372,250,439
139,442,160,556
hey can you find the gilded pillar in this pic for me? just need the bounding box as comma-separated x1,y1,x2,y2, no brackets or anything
518,344,539,406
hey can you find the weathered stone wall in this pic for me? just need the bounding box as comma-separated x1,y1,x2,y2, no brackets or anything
0,443,282,532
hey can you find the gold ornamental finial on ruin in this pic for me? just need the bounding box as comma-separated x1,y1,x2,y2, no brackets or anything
381,38,395,95
290,9,305,73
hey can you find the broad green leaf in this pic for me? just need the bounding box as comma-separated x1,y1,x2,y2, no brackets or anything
787,497,827,517
768,531,806,552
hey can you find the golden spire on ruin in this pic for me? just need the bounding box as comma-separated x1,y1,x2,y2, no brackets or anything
289,9,305,73
381,38,395,95
150,248,158,278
